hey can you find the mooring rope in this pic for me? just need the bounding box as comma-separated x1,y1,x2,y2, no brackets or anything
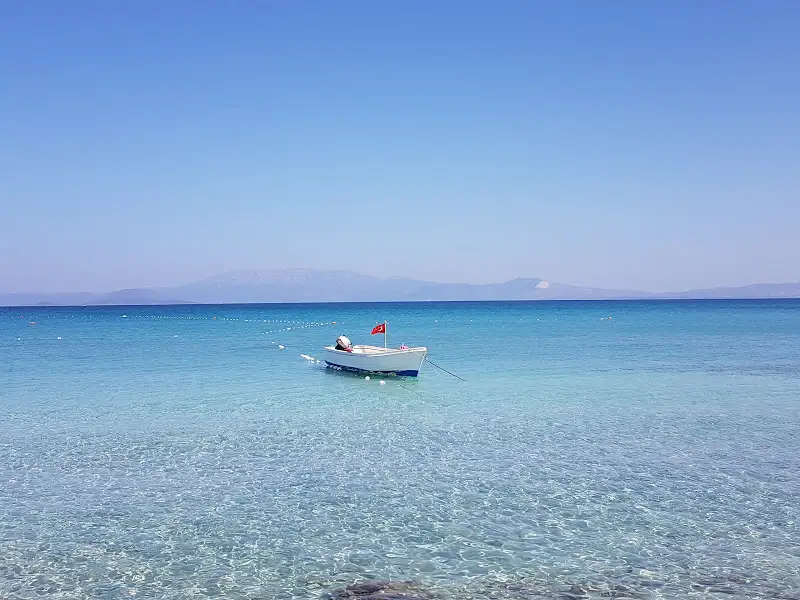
424,357,466,381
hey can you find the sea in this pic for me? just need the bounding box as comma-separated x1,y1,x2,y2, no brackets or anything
1,300,798,600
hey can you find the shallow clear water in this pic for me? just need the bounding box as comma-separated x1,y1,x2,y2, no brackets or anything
1,301,799,599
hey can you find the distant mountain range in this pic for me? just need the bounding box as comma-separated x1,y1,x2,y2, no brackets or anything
2,269,799,306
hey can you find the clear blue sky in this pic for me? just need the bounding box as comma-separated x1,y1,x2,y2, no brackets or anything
2,0,798,293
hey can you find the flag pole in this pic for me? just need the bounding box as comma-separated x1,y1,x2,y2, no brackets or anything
384,320,387,349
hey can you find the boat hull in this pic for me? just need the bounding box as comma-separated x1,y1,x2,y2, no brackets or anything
323,345,427,377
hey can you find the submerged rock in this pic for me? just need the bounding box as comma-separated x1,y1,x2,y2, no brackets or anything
325,579,433,600
560,584,590,600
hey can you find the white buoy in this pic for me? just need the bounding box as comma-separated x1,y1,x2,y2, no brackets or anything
57,336,62,340
365,376,370,381
380,380,386,385
278,344,285,350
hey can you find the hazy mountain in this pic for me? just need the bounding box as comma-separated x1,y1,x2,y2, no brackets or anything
0,292,98,307
0,289,192,307
174,269,389,303
657,282,800,299
168,269,651,303
1,270,799,306
88,289,194,305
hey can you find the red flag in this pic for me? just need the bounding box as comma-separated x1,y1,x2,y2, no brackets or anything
371,323,386,335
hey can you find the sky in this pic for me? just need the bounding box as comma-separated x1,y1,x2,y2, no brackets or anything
1,1,798,293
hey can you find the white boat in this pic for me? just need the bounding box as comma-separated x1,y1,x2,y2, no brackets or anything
323,323,427,377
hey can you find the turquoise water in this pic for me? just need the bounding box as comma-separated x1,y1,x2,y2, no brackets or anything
1,300,799,599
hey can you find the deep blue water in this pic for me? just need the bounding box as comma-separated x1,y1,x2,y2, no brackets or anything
1,300,799,599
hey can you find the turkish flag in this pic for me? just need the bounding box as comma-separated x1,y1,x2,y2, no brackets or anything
371,323,386,335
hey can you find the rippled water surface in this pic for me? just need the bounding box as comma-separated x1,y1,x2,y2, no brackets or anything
1,301,799,599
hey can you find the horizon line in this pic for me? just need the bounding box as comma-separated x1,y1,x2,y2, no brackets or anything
4,297,800,309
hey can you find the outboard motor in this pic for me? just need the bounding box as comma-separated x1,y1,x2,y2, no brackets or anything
335,335,352,351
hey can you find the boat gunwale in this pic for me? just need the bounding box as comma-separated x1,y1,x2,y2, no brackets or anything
323,345,427,357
